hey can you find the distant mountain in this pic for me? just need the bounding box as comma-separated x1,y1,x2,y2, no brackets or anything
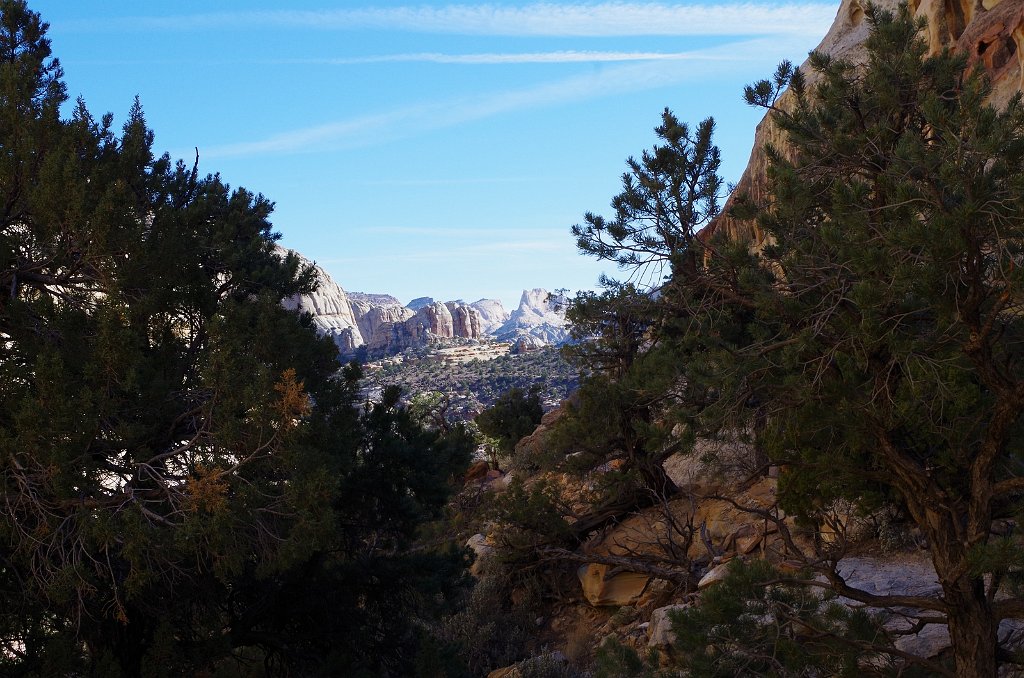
470,298,510,335
406,296,434,311
280,247,569,358
494,289,570,349
349,292,403,307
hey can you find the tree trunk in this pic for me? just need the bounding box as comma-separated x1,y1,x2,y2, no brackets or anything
945,578,999,678
637,456,680,497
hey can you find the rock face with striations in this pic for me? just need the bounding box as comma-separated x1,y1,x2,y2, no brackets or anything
365,300,485,356
357,304,415,346
279,248,364,354
706,0,1024,249
447,301,482,338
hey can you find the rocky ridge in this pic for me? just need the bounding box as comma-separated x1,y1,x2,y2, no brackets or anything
279,247,567,358
705,0,1024,249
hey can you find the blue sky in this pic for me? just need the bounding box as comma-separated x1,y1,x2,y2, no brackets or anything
33,1,836,309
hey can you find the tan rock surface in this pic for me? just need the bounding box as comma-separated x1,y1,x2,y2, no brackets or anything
578,563,651,607
706,0,1024,251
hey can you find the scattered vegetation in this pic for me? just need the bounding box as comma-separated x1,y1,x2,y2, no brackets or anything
363,344,578,419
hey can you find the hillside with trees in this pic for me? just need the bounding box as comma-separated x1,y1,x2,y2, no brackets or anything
363,344,578,419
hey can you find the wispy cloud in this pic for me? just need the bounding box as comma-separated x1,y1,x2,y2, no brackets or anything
64,2,835,37
197,37,789,159
62,50,744,68
353,178,547,188
284,50,746,65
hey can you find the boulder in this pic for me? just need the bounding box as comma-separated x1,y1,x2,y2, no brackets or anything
466,533,494,577
578,563,650,607
698,561,732,589
648,604,688,647
464,460,489,482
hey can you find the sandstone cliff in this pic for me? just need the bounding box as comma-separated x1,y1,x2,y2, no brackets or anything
279,247,567,357
707,0,1024,248
470,298,510,335
279,248,364,354
364,300,486,357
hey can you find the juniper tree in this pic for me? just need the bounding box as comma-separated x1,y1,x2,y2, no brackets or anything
475,386,543,463
539,110,723,529
0,2,471,675
666,5,1024,675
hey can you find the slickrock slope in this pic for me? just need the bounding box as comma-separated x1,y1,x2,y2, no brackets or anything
279,248,364,354
707,0,1024,249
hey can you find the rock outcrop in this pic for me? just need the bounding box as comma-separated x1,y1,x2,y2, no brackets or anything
279,247,364,354
469,298,509,335
495,288,570,346
446,301,482,339
706,0,1024,250
357,304,415,346
279,247,566,357
406,296,434,311
364,300,485,356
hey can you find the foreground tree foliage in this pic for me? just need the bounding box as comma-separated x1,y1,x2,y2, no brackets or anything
657,6,1024,676
475,386,543,463
596,560,898,678
495,113,720,548
681,7,1024,675
0,3,471,675
500,4,1024,675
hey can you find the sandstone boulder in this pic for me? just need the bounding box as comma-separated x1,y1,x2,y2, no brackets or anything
578,563,650,607
466,533,494,577
697,561,733,589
